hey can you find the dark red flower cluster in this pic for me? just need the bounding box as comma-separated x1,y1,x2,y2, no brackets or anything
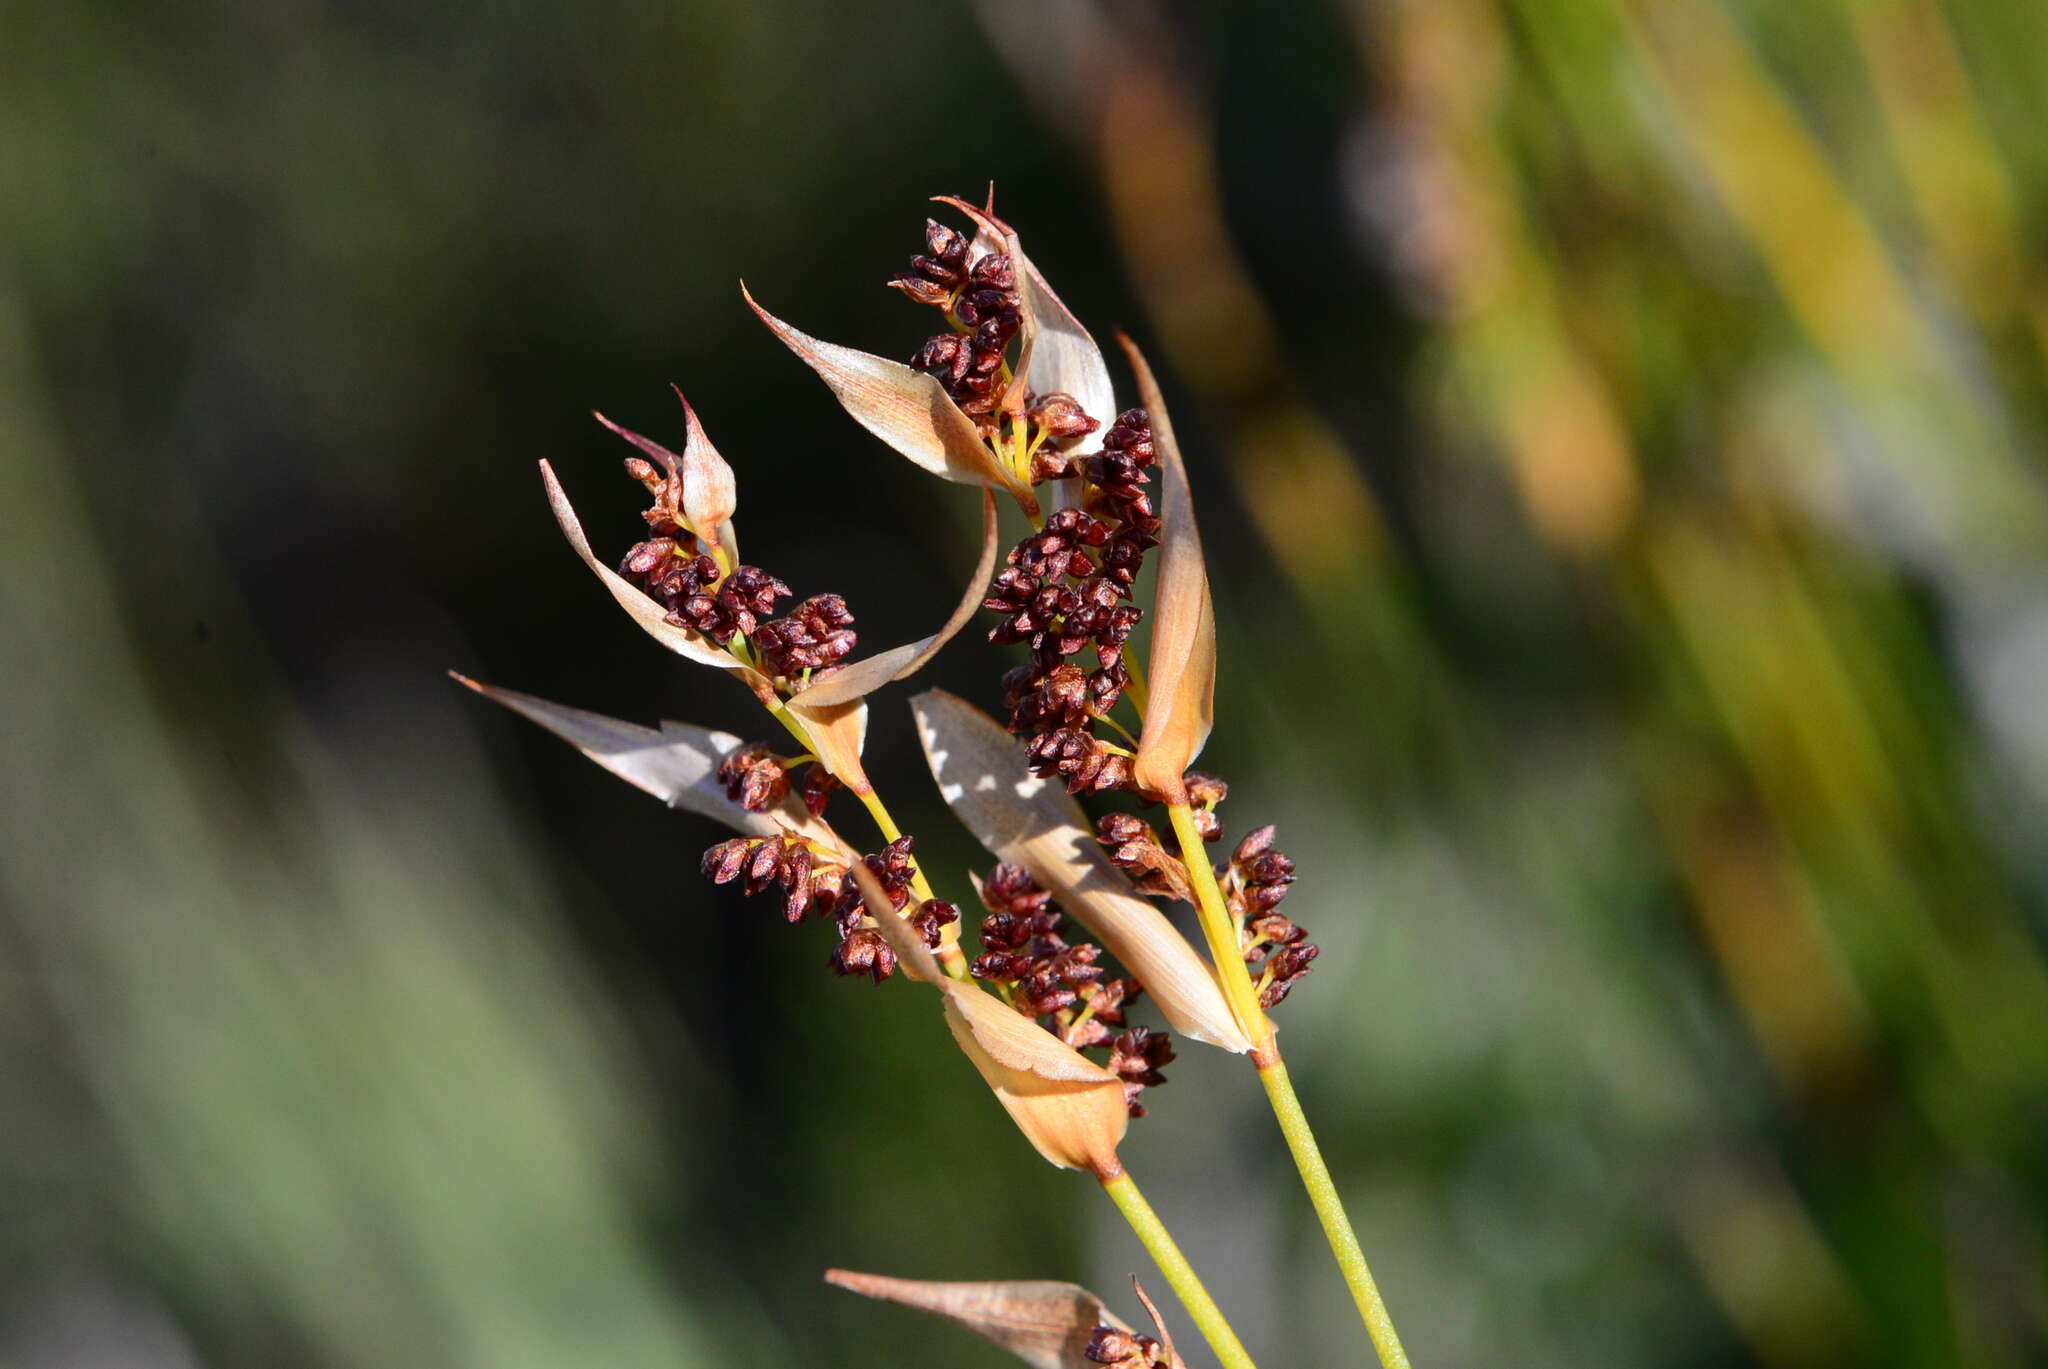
614,436,860,688
896,219,1022,430
969,864,1169,1115
828,839,957,983
990,502,1153,794
702,831,840,925
699,831,956,985
716,743,791,812
717,743,841,820
886,208,1323,1015
1221,826,1318,1007
893,217,1101,462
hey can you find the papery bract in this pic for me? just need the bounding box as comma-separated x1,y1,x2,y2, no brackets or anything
452,675,841,848
937,195,1116,452
855,863,1130,1172
743,284,1038,514
592,390,740,564
825,1270,1130,1369
912,690,1252,1053
1118,339,1216,804
541,460,775,701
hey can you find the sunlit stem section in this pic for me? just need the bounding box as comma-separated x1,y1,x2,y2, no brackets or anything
1165,803,1271,1049
1098,1168,1261,1369
1166,802,1411,1368
1258,1058,1411,1369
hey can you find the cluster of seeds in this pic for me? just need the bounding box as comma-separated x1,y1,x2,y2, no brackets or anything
1097,811,1318,1008
970,864,1172,1116
696,803,958,983
617,448,860,687
888,215,1322,1014
1220,827,1317,1007
895,219,1026,432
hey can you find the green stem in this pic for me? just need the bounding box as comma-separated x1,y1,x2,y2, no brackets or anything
1258,1057,1412,1369
1165,803,1272,1048
1166,802,1412,1368
1100,1169,1260,1369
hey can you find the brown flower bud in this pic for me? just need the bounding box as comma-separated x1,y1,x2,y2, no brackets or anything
755,593,859,678
1024,390,1102,450
830,920,897,984
702,832,836,923
716,743,791,812
979,863,1054,917
1107,1026,1175,1117
1260,943,1320,1006
800,764,842,817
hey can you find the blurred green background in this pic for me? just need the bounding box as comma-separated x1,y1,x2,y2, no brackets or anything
4,1,2047,1365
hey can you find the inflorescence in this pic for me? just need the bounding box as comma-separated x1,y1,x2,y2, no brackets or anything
615,205,1321,1123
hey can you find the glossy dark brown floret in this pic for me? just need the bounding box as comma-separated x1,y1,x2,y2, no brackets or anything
1023,390,1101,447
717,743,791,812
1108,1025,1175,1117
979,862,1054,918
976,411,1163,801
702,833,839,924
1025,727,1132,795
828,916,897,983
824,840,929,984
1219,825,1318,1007
969,864,1146,1051
836,836,918,918
829,893,958,986
889,219,971,306
754,593,857,679
698,829,944,985
800,765,841,818
897,219,1025,431
1095,812,1194,902
1182,771,1230,842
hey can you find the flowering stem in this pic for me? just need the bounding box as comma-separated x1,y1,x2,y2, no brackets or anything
1099,1168,1260,1369
1166,802,1412,1369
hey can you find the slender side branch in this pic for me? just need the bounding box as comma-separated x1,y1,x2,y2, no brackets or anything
1099,1168,1261,1369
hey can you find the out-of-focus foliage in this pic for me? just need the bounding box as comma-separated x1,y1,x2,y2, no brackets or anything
2,1,2044,1367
